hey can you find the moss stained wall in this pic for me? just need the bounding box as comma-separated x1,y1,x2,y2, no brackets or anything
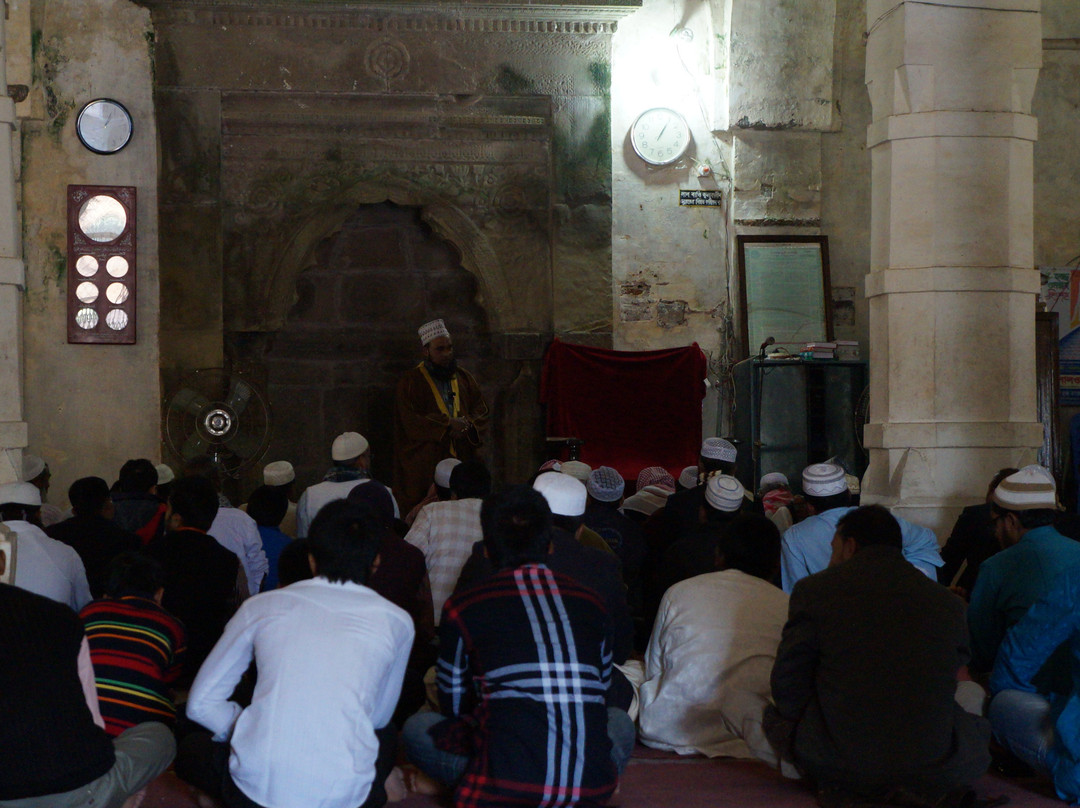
20,0,159,508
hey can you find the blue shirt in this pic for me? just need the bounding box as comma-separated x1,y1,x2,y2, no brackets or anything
969,524,1080,679
257,525,293,591
780,506,943,593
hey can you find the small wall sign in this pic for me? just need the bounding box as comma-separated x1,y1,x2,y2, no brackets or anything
679,190,723,207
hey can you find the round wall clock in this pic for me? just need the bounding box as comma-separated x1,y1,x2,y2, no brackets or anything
630,108,691,167
76,99,133,155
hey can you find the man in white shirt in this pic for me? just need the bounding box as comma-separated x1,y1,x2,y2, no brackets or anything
297,432,399,537
0,482,91,611
638,513,788,758
404,460,489,624
178,499,414,808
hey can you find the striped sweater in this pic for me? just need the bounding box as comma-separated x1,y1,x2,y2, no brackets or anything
79,596,186,736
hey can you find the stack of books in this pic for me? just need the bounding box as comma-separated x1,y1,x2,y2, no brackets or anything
804,342,836,359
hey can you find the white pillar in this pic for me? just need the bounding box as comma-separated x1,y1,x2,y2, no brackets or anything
0,12,27,484
861,0,1044,534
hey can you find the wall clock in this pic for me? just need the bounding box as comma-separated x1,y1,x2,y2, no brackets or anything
76,99,133,155
630,108,691,167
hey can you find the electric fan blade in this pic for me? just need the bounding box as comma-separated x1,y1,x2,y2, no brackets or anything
225,379,253,417
170,388,210,416
181,432,209,458
224,430,262,460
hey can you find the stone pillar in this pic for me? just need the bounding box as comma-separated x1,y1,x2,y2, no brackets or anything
0,13,27,485
861,0,1044,533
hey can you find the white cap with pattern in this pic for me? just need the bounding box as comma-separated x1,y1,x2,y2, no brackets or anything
992,465,1058,511
705,474,745,512
701,438,737,463
802,463,847,497
587,466,625,503
418,319,450,346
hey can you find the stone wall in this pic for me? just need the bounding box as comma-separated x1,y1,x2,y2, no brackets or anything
18,0,160,506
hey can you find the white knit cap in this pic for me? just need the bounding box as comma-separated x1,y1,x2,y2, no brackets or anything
759,472,788,489
0,481,42,507
678,465,699,489
533,472,587,517
587,467,625,503
418,319,450,346
802,463,847,497
560,460,592,482
434,458,461,488
263,461,295,486
332,432,369,462
21,454,46,481
704,474,745,512
155,464,176,486
701,438,737,463
992,465,1058,511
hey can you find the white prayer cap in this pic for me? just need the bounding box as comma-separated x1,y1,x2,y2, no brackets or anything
263,461,294,487
434,458,461,488
622,486,671,517
21,454,46,481
0,481,41,507
560,460,592,482
587,467,625,503
802,463,847,497
418,319,450,346
701,438,737,463
678,465,699,489
156,464,176,486
759,472,788,489
332,432,369,462
533,472,587,517
704,474,744,512
992,465,1058,511
637,466,675,491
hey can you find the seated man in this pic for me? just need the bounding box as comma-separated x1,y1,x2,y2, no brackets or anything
938,467,1017,594
297,431,399,536
638,513,788,757
402,486,634,806
584,466,645,613
178,500,414,808
0,565,175,808
80,551,186,736
47,476,139,599
766,505,990,806
780,463,943,592
990,564,1080,804
240,460,298,538
245,485,293,592
0,482,91,611
112,458,168,544
21,453,65,528
404,457,461,526
967,465,1080,692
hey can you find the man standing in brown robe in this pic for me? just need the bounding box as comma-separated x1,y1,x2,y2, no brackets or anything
393,319,489,515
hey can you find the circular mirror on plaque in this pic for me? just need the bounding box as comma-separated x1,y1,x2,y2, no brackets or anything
105,282,129,305
106,256,129,277
76,255,99,277
75,307,99,330
105,309,129,331
76,282,99,304
77,195,127,243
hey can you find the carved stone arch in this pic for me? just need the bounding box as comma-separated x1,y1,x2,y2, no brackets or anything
258,180,523,335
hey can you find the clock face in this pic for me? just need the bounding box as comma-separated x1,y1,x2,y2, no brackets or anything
630,108,691,166
76,99,133,155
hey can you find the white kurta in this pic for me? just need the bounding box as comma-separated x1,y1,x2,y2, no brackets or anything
638,569,789,757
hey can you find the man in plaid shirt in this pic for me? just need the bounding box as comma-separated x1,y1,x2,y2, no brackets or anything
402,485,635,807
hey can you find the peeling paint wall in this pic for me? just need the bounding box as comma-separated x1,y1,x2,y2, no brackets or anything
19,0,159,508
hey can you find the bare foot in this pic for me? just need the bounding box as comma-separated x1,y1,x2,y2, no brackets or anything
384,767,407,802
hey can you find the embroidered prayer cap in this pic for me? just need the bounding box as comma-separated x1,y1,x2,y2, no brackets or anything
759,472,788,490
992,465,1058,511
156,464,176,486
560,460,592,482
434,458,461,488
418,319,450,346
678,465,699,489
263,461,294,487
844,474,861,495
704,474,745,512
801,463,848,497
637,466,675,492
700,438,737,463
587,466,625,503
21,454,46,481
0,481,41,507
331,432,369,462
537,459,562,473
533,471,587,517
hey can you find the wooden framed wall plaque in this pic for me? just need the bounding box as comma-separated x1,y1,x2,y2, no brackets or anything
737,235,832,357
67,185,136,344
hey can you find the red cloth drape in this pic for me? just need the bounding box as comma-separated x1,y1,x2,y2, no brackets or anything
540,339,707,483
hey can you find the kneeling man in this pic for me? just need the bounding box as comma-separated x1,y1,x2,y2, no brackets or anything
767,505,990,806
179,500,414,808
